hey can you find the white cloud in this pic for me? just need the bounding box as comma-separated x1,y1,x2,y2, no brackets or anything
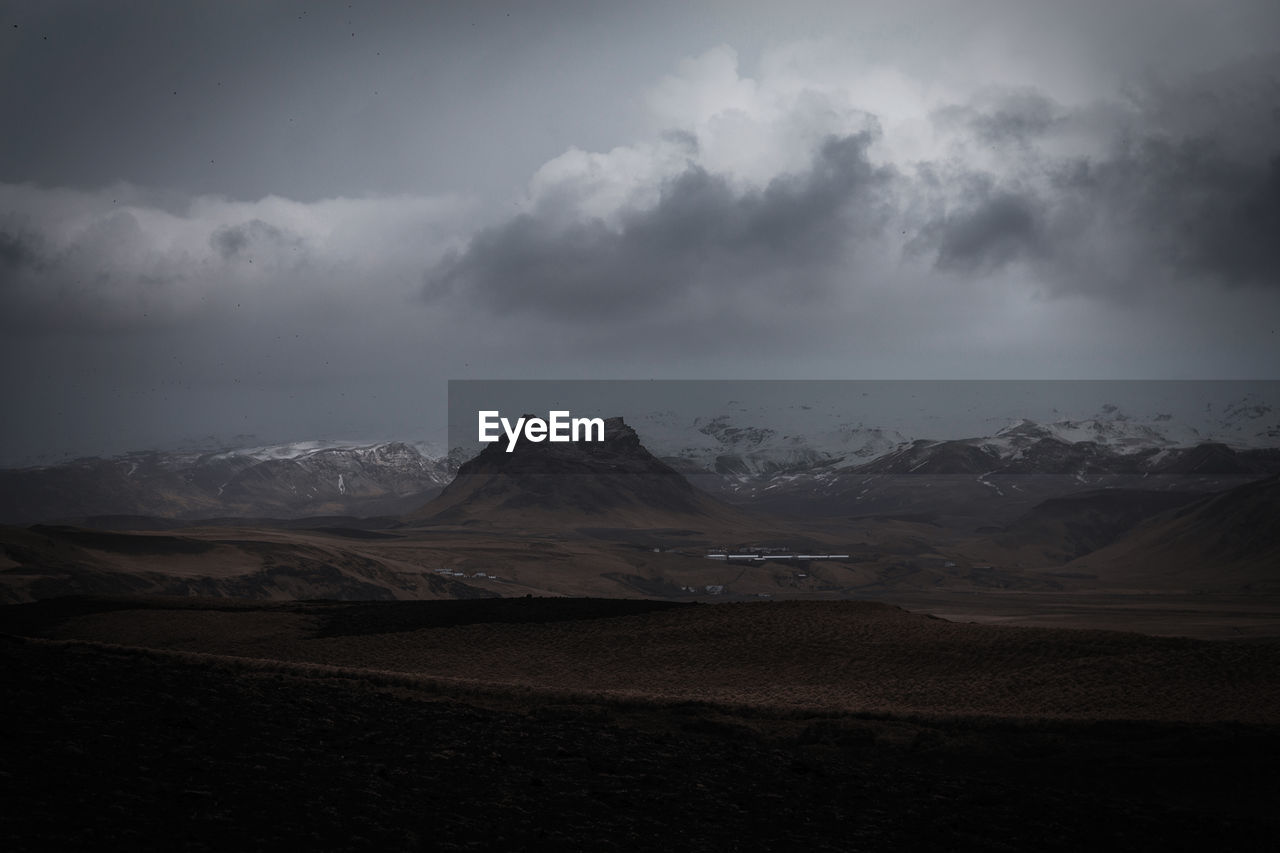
0,183,475,333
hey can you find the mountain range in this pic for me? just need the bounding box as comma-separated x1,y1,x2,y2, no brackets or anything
0,441,454,525
1,410,1277,609
9,402,1277,528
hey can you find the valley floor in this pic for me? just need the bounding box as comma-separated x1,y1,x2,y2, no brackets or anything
864,590,1280,642
3,597,1279,851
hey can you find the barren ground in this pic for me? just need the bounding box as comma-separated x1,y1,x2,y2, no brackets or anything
3,596,1279,850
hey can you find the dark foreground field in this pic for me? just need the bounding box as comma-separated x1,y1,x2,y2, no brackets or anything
4,597,1280,851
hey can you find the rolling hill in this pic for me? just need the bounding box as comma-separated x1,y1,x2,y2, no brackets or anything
1052,474,1280,592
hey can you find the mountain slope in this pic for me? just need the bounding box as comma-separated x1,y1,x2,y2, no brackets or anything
413,417,755,529
956,488,1207,568
0,442,451,524
1056,474,1280,592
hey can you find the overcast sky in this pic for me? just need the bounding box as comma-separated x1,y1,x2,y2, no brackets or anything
2,0,1278,463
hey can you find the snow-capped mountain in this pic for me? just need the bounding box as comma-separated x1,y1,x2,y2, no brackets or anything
612,397,1280,524
3,388,1278,526
629,411,910,480
980,400,1278,454
0,441,455,524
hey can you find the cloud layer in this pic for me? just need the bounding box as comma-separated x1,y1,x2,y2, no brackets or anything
0,184,470,334
2,8,1278,461
425,131,894,320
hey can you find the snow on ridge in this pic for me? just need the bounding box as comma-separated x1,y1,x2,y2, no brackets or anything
985,401,1280,453
29,390,1273,476
207,438,437,463
626,406,916,478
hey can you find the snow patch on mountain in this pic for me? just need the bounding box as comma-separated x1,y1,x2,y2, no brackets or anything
624,408,911,481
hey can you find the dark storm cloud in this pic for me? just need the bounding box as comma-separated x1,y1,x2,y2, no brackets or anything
0,207,184,333
0,183,469,344
424,133,893,318
913,177,1046,273
934,89,1061,148
660,128,700,153
911,59,1280,291
0,228,42,278
914,139,1280,291
210,219,298,259
1053,138,1280,288
4,1,1280,465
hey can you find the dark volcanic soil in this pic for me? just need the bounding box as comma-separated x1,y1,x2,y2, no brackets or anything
3,632,1279,850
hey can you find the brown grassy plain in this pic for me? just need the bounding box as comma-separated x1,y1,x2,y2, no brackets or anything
16,596,1280,724
6,596,1280,851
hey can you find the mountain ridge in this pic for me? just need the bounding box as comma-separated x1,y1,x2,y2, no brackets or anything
4,410,1279,525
